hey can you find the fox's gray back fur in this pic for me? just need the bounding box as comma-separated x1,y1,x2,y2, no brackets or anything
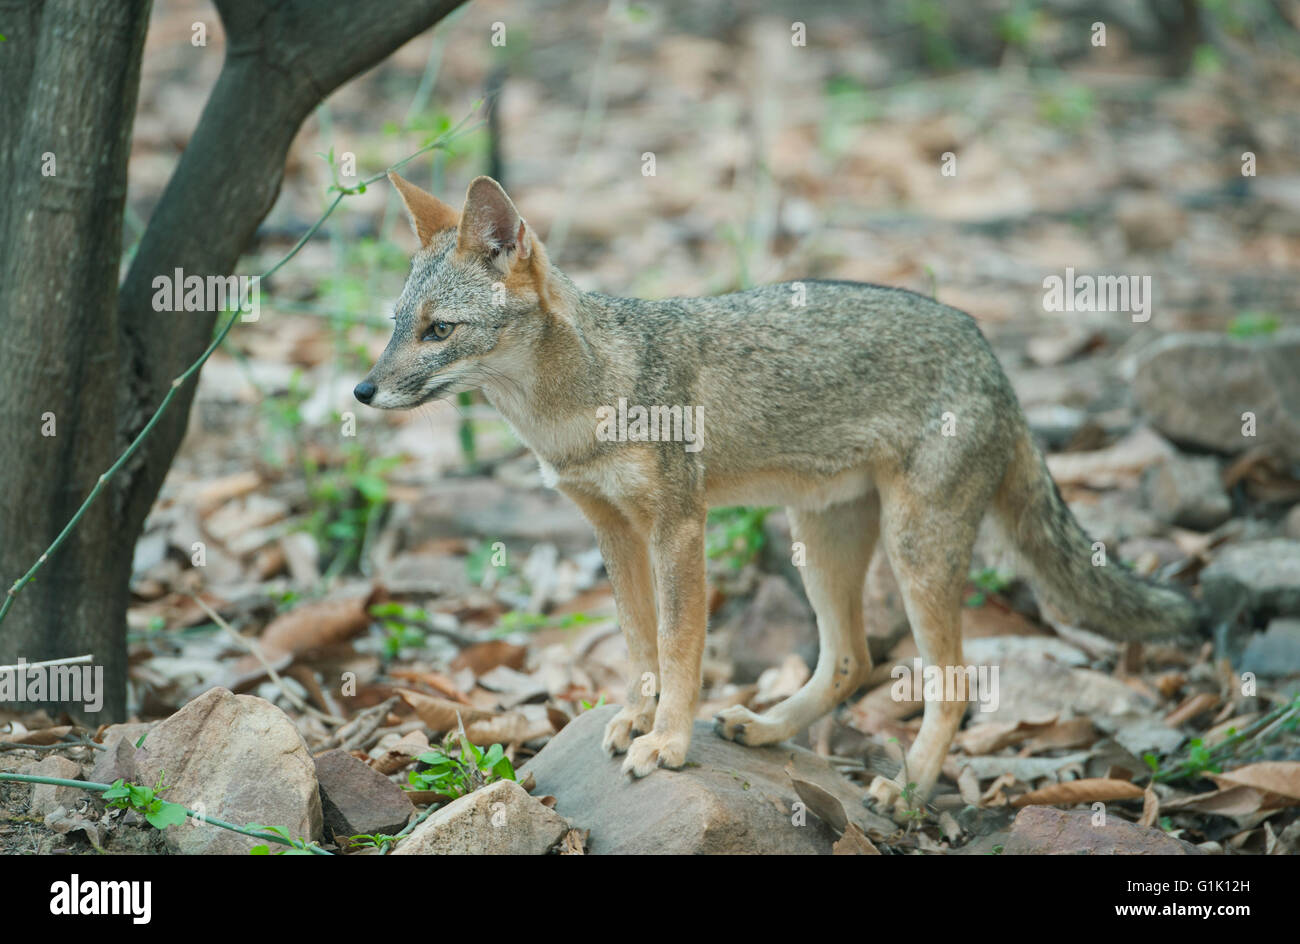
581,278,1199,642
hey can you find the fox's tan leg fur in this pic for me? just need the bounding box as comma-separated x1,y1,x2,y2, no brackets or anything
715,494,878,745
622,512,708,777
868,483,979,820
563,489,660,754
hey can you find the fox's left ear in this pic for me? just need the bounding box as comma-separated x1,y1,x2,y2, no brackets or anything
388,171,460,247
458,176,531,274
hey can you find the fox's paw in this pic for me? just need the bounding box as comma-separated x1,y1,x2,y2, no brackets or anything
713,705,789,746
621,729,689,778
601,705,655,756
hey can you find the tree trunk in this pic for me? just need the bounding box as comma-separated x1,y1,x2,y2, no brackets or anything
0,0,152,722
1,0,465,722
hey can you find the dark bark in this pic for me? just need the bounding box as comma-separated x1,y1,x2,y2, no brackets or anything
1,0,465,721
0,0,152,721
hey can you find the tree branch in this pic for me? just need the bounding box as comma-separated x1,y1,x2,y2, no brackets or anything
115,0,466,537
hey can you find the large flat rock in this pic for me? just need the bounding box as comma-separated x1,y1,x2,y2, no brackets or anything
523,705,893,854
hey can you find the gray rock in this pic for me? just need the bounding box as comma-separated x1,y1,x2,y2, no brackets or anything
314,749,414,843
393,478,595,555
1201,539,1300,622
1285,505,1300,541
132,687,323,855
89,722,153,785
1067,490,1163,549
1143,454,1231,531
1240,618,1300,678
724,574,819,684
24,755,85,817
1133,331,1300,463
1005,806,1204,855
391,780,569,855
522,705,895,854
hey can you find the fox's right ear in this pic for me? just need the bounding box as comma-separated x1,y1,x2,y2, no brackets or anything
388,171,460,247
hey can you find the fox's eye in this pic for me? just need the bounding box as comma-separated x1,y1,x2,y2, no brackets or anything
424,321,455,342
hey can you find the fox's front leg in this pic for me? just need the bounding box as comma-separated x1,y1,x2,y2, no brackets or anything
563,489,660,753
623,511,707,777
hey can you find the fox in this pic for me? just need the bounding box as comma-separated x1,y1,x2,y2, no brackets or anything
357,171,1201,818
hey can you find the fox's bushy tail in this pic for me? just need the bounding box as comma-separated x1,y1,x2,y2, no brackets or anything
993,427,1202,640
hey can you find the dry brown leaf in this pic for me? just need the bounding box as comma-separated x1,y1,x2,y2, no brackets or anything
1023,718,1097,753
258,585,387,662
955,716,1058,755
451,640,527,676
788,772,849,833
557,827,588,855
1162,786,1273,817
1139,784,1160,828
192,470,262,513
1153,672,1187,699
1163,692,1220,727
372,730,430,775
1011,778,1145,807
833,822,881,855
0,725,73,746
464,709,553,746
398,689,495,732
1206,764,1300,800
389,668,472,704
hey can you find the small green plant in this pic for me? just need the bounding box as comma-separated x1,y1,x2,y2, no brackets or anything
580,695,607,712
1145,737,1221,781
904,0,957,71
897,780,928,824
493,609,593,637
268,588,302,612
997,1,1037,52
102,774,188,831
964,567,1012,607
344,832,400,852
249,824,317,855
819,76,877,160
318,145,369,197
408,735,516,798
466,540,508,585
707,506,771,571
369,601,429,658
303,445,401,576
1227,311,1279,338
1036,84,1096,132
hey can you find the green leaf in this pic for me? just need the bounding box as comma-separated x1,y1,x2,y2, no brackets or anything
146,800,188,830
250,845,270,855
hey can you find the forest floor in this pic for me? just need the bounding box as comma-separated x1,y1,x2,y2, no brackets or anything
3,0,1299,854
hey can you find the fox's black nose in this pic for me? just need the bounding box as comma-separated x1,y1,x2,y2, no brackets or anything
354,381,376,404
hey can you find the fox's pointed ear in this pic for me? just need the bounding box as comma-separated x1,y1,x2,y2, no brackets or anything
388,171,459,247
458,176,531,273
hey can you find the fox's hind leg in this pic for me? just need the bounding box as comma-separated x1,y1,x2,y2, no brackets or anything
715,493,878,746
868,484,981,820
